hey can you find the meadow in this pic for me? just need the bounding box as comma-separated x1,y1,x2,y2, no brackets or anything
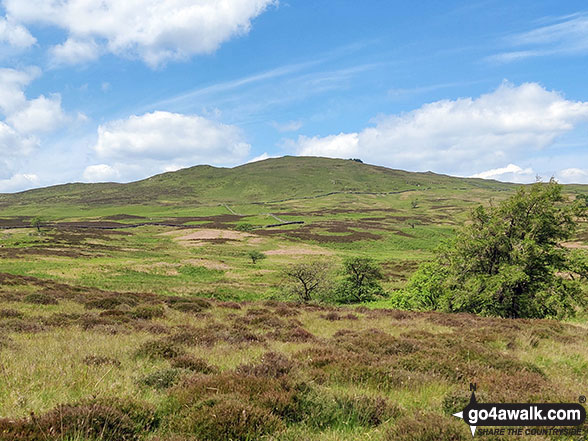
0,157,587,440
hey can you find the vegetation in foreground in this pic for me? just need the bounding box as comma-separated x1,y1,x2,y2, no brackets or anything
0,272,587,440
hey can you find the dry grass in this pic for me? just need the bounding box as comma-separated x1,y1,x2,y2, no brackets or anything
0,279,587,440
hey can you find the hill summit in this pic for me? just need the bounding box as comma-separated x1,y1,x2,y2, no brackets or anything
0,156,512,208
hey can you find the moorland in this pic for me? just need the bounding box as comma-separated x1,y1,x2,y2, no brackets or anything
0,156,586,440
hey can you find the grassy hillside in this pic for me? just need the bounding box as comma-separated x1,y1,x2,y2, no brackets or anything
0,156,516,210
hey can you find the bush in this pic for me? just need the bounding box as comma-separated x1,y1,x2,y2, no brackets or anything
397,261,450,310
0,402,141,441
248,250,266,264
236,352,293,378
23,293,58,305
139,368,182,390
135,340,185,359
334,257,385,303
383,412,466,441
171,355,218,374
235,223,254,231
179,398,283,440
293,386,401,429
83,354,121,367
399,181,587,319
130,304,165,320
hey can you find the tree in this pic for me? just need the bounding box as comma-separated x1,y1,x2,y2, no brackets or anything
248,250,266,265
282,260,331,302
336,257,384,303
30,217,43,233
402,180,587,319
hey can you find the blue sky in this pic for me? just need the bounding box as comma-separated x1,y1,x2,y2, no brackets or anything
1,0,588,192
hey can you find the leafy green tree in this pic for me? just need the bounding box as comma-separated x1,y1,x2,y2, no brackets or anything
336,257,384,303
248,250,266,265
30,216,43,233
402,180,586,319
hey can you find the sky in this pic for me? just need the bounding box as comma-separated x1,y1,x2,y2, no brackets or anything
1,0,588,192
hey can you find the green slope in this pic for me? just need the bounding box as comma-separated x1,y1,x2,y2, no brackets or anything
0,156,517,210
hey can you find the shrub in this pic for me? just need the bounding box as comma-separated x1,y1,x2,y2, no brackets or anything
0,309,23,318
293,386,401,429
335,257,385,303
171,355,218,374
397,261,450,310
179,398,283,440
166,297,211,313
383,412,466,441
235,223,254,231
403,181,587,319
0,403,140,441
23,293,58,305
139,368,182,390
135,340,185,359
83,354,121,367
236,352,293,378
85,297,125,310
130,304,165,320
248,250,266,264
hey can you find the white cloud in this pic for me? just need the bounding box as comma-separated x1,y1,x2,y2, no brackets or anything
490,14,588,62
4,0,277,67
293,133,359,157
246,152,278,163
0,120,39,156
49,37,101,65
557,168,588,184
93,111,250,175
470,164,535,183
0,67,67,134
6,94,67,133
82,164,120,182
0,173,39,193
0,67,40,115
271,120,303,132
289,82,588,175
0,16,36,49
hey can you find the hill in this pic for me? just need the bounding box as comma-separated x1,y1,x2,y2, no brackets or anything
0,156,517,209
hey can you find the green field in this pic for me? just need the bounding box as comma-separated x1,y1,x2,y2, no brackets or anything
0,157,586,440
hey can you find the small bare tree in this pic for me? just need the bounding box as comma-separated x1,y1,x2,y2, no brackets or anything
282,260,331,302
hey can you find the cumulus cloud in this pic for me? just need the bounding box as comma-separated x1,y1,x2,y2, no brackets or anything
7,94,67,133
82,164,120,182
470,164,535,183
0,173,39,193
557,168,588,184
0,67,67,134
0,67,70,190
49,38,101,65
246,152,278,163
0,121,38,156
89,111,250,181
4,0,276,67
289,82,588,176
0,16,36,49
